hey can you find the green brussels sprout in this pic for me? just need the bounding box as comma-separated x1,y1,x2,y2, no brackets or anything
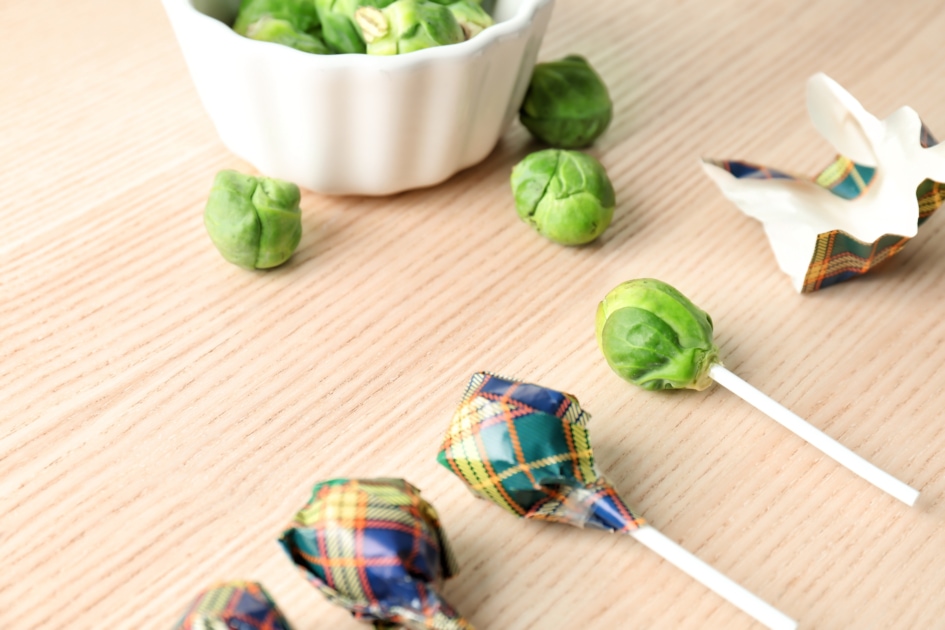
204,170,303,270
233,0,330,54
596,279,721,391
355,0,465,56
510,149,615,245
478,0,496,13
427,0,494,38
316,0,367,54
241,17,331,54
234,0,321,33
315,0,397,54
520,55,613,148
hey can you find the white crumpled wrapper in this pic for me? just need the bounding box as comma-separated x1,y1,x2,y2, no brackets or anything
703,73,945,293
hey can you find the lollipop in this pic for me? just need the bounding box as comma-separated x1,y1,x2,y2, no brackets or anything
597,278,919,505
438,372,798,630
279,478,472,630
173,580,292,630
702,73,945,293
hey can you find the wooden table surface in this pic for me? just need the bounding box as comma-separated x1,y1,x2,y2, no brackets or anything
4,0,945,628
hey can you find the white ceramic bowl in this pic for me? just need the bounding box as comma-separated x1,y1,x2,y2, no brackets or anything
162,0,555,195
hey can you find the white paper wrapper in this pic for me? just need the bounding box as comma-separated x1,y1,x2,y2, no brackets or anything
703,73,945,293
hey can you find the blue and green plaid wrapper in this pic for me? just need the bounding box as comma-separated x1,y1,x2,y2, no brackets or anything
279,478,472,630
173,581,292,630
438,372,645,532
706,124,944,293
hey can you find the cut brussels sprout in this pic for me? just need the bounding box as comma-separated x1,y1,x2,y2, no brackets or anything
355,0,465,55
234,0,329,54
242,16,331,53
316,0,398,53
428,0,494,38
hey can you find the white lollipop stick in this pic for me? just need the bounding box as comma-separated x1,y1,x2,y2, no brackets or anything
709,364,919,506
631,525,797,630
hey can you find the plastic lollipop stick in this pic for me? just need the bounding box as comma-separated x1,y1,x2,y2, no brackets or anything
709,364,919,506
596,278,920,506
439,372,797,630
632,526,797,630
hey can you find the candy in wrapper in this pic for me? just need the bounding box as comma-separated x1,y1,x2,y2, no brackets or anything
173,580,292,630
702,73,945,293
437,371,645,532
279,478,473,630
437,373,799,630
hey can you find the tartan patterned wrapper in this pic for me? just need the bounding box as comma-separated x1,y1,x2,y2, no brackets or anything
279,478,472,630
437,372,645,532
706,131,944,293
173,580,292,630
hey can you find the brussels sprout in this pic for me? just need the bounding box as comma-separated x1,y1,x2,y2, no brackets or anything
204,170,303,270
234,0,321,33
241,17,331,54
596,279,720,391
510,149,615,245
427,0,494,38
355,0,464,55
234,0,330,54
316,0,366,53
315,0,397,54
520,55,613,148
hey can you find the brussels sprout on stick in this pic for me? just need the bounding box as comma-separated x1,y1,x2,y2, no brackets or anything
596,279,920,506
438,373,798,630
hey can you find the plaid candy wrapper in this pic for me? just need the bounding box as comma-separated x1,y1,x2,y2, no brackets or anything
279,478,472,630
703,74,945,293
437,372,645,532
173,580,292,630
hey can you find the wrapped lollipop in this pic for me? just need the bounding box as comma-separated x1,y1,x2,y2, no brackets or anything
173,580,292,630
438,372,798,630
279,478,472,630
596,278,919,505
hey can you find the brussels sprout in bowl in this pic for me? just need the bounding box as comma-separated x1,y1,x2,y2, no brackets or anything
162,0,555,195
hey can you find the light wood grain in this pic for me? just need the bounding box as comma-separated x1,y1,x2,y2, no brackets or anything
3,0,945,628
